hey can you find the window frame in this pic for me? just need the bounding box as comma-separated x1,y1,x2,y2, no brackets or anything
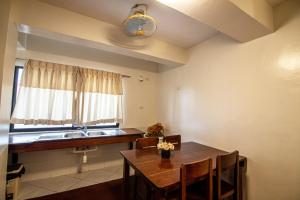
9,66,119,133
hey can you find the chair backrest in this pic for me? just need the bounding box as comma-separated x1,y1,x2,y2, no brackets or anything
180,158,213,200
136,137,159,149
164,135,181,146
216,151,240,200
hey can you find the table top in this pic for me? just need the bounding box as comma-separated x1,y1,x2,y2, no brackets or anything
120,142,246,191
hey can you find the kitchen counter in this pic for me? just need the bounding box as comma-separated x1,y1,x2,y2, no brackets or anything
9,128,144,153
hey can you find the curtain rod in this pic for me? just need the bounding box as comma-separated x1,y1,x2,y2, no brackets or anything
16,58,131,78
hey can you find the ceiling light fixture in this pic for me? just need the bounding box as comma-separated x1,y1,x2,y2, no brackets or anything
123,4,157,37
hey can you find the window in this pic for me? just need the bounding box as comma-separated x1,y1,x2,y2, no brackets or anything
10,66,119,132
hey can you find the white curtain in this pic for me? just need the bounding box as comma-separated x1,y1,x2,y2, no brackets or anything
77,68,123,125
11,60,76,125
11,59,123,125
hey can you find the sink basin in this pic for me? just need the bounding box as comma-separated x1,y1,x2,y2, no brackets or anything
102,129,125,135
86,129,125,137
38,131,86,141
38,133,65,140
36,129,124,141
64,132,86,139
86,131,107,137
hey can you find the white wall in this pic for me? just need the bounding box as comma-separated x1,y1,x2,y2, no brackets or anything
159,1,300,200
16,41,160,181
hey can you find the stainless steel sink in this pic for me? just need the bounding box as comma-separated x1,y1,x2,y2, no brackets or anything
38,133,65,140
36,129,124,141
86,131,107,137
86,129,125,137
38,131,86,141
64,132,86,139
102,129,125,135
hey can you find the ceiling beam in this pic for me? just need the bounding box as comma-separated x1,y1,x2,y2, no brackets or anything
157,0,274,42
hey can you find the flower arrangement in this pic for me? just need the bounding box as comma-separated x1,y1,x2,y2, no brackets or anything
157,142,175,151
157,142,174,159
145,123,164,137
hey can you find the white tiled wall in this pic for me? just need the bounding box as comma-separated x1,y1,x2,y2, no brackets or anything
20,143,128,181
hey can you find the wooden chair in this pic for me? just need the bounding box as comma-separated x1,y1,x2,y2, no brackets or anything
167,158,213,200
216,151,240,200
135,137,159,200
136,137,159,149
164,135,181,147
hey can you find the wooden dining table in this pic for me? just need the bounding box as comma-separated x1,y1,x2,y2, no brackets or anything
120,142,247,200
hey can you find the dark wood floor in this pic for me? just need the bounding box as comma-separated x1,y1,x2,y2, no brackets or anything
29,178,135,200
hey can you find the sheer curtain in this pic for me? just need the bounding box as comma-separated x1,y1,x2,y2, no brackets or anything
11,59,123,125
78,68,123,125
11,60,77,125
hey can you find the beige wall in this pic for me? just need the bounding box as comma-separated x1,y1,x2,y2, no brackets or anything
16,47,160,181
159,1,300,200
0,0,18,198
0,0,10,197
0,0,10,98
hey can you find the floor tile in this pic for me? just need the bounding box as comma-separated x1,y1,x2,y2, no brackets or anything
107,166,123,180
67,179,97,190
67,170,91,180
19,165,125,199
83,168,115,184
18,183,55,200
27,175,80,192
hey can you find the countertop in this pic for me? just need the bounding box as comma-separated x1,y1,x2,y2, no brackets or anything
9,128,144,153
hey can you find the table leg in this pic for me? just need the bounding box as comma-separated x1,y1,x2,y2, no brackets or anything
239,159,247,200
12,153,19,164
128,142,133,150
123,158,130,200
153,189,165,200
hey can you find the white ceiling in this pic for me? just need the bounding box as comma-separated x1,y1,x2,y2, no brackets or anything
40,0,218,49
267,0,288,6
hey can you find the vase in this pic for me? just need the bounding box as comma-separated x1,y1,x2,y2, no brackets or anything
161,149,171,159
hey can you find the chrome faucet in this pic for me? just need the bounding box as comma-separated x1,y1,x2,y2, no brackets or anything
74,125,88,135
82,125,88,134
